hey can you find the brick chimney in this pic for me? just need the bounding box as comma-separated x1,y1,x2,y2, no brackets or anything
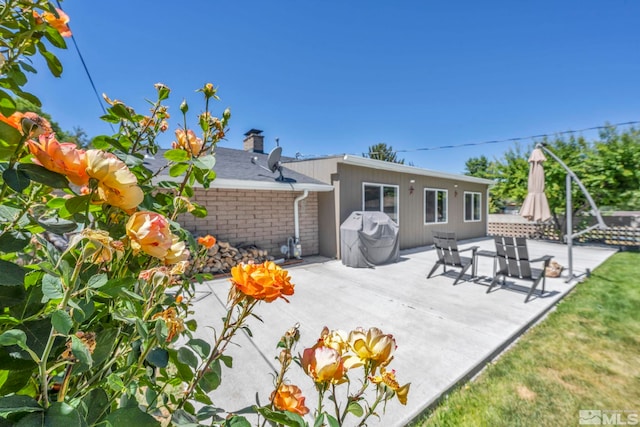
243,129,264,153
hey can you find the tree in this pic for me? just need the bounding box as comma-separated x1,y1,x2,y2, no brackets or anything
364,143,405,164
464,155,493,179
583,126,640,210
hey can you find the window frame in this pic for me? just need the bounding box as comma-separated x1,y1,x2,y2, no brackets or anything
361,182,399,223
424,188,448,224
464,191,482,222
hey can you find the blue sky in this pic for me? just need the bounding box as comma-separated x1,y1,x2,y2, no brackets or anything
26,0,640,173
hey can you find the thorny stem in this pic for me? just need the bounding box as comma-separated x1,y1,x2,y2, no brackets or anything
331,383,343,426
357,387,385,427
39,256,83,407
177,297,258,410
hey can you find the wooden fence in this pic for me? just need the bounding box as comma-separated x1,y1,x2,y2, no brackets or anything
488,221,640,248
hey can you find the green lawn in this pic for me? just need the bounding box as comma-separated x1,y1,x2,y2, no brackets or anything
411,251,640,427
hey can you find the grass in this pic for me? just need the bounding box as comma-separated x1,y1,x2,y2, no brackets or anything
410,251,640,427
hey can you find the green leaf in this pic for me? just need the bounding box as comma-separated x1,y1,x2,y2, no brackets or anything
177,347,199,369
193,154,216,170
109,103,134,121
313,413,324,427
103,407,160,427
14,89,41,107
325,413,340,427
0,89,16,116
0,230,30,253
145,347,169,368
199,369,221,393
0,280,32,312
37,217,77,234
224,415,252,427
64,194,91,215
90,135,118,149
347,400,364,417
88,273,108,289
71,335,93,367
42,274,64,300
0,205,28,229
169,162,189,177
0,329,28,349
21,318,63,357
18,163,68,188
87,328,118,368
169,409,197,426
187,338,210,359
0,369,33,395
44,25,67,49
18,402,87,427
220,354,233,368
0,395,42,418
191,203,208,218
164,149,190,162
41,50,63,77
79,388,109,426
2,167,30,192
0,259,25,286
51,310,73,335
254,407,305,427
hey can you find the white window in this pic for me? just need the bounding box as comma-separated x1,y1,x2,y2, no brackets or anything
363,183,399,223
464,191,482,222
425,188,447,224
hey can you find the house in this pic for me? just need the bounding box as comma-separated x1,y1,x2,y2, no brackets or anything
283,155,494,258
144,129,333,257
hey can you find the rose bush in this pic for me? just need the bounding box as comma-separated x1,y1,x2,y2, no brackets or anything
0,2,409,426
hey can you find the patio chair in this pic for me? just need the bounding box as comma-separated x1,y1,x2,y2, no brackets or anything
487,236,554,302
427,231,479,285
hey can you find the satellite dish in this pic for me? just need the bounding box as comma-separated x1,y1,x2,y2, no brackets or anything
267,146,282,173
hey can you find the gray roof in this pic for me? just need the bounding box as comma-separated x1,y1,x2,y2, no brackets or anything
143,147,333,192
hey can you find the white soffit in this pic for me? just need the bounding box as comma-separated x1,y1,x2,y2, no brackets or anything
341,155,495,185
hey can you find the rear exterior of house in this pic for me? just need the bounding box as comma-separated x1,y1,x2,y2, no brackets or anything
179,188,319,257
284,155,494,258
147,130,333,258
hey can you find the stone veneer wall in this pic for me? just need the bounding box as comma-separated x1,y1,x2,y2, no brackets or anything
178,188,319,257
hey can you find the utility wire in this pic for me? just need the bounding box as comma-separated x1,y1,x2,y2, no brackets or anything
55,1,114,132
297,120,640,159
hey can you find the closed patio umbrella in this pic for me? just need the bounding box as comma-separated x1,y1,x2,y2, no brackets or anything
520,148,551,222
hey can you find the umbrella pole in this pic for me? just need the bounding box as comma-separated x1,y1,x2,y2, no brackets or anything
566,174,573,282
537,143,607,283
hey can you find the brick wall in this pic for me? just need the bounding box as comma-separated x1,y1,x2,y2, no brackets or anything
178,188,319,257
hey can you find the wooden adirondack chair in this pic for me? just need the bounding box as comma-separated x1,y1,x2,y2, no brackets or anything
487,235,554,302
427,231,479,285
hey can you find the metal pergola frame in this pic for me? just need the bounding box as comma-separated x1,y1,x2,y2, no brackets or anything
536,143,608,282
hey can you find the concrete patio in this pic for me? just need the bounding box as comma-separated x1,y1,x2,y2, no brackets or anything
188,237,617,426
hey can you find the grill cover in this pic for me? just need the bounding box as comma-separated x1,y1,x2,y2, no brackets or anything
340,211,399,268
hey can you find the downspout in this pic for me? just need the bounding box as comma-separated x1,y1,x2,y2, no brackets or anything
293,190,309,257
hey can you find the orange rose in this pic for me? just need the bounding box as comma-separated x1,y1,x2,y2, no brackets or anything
0,112,23,131
301,344,346,384
86,149,143,210
126,211,173,259
172,129,203,156
27,134,89,185
197,235,216,249
230,261,294,302
1,111,52,137
270,384,309,416
35,7,72,37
